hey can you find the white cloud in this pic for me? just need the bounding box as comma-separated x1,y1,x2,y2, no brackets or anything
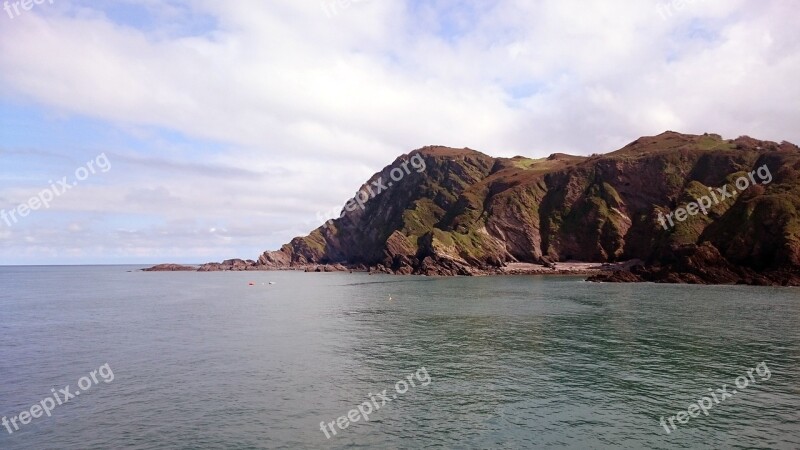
0,0,798,263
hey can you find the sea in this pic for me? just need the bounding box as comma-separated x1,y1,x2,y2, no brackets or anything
1,266,798,449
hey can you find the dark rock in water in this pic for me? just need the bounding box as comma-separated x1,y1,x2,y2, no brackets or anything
142,264,197,272
588,243,800,285
196,259,258,272
587,270,644,283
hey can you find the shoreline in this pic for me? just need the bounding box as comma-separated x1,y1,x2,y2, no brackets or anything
141,260,800,286
141,260,632,277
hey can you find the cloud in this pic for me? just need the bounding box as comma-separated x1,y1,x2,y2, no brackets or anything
0,0,798,263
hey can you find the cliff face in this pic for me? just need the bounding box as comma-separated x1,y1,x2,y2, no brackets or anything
258,132,800,284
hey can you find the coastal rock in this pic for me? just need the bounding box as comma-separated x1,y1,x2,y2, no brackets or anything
142,264,197,272
147,132,800,285
198,259,257,271
586,270,644,283
588,243,800,285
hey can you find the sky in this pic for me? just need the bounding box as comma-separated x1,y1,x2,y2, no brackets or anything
0,0,798,265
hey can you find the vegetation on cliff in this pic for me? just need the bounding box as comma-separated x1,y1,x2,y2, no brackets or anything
183,131,800,285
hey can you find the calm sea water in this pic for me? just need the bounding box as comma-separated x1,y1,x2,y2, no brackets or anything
0,266,798,449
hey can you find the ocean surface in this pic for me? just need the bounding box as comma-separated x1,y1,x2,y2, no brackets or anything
0,266,798,449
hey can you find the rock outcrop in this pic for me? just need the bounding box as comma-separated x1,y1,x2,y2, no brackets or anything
198,259,259,271
142,264,197,271
147,131,800,285
588,242,800,286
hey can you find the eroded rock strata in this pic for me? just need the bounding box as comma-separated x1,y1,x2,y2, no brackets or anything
147,132,800,285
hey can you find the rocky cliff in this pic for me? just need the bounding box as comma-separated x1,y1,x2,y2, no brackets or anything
153,131,800,285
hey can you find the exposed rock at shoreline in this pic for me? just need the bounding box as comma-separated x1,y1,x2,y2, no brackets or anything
304,263,349,273
145,131,800,285
197,259,259,271
587,243,800,286
142,264,197,272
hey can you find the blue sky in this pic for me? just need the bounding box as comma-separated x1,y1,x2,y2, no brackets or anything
1,0,798,264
